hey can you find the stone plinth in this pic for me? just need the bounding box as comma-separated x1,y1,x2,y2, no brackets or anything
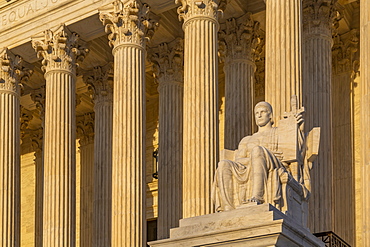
148,204,324,247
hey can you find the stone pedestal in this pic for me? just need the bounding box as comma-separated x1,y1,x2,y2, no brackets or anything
149,204,324,247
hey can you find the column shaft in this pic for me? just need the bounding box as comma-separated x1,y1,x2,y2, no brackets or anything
100,2,157,245
77,113,95,247
219,13,261,149
360,0,370,244
31,128,43,247
93,101,113,246
0,90,20,247
79,142,94,247
0,49,29,247
224,60,255,149
32,25,88,246
302,0,337,233
84,65,114,247
43,70,76,246
331,30,358,245
149,38,184,239
157,82,183,239
182,16,219,218
265,0,303,120
111,45,145,246
304,35,333,232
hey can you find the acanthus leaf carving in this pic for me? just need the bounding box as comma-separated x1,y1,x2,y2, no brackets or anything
31,128,43,159
0,48,33,93
20,107,34,141
303,0,341,38
99,0,159,49
175,0,228,22
83,63,114,105
148,38,184,86
332,29,359,75
218,13,263,62
30,86,46,125
31,24,89,74
77,112,95,146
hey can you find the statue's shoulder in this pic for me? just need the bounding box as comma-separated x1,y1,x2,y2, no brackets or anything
239,134,254,145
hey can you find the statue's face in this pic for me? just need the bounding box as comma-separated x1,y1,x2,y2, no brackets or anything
255,105,272,127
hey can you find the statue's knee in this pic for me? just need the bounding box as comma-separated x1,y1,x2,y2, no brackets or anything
251,146,263,158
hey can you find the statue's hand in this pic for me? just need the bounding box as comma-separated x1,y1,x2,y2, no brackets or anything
294,110,305,131
273,151,284,161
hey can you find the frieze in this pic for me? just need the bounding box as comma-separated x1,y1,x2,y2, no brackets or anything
0,0,104,28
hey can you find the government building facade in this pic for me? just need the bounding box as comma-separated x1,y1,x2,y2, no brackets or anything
0,0,368,246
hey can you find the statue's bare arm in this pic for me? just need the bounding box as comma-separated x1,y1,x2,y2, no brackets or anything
235,136,252,166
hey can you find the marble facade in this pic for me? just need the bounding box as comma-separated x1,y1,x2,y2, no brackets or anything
0,0,366,246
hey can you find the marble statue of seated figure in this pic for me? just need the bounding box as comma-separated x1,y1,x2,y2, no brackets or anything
212,101,305,212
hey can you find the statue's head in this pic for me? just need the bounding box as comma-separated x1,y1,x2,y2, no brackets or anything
254,101,274,127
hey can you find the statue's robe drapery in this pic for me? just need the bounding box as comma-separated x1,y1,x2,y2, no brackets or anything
212,127,287,212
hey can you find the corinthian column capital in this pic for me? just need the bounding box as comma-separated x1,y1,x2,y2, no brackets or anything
77,113,95,147
99,0,159,49
30,86,46,123
148,38,184,86
303,0,341,37
83,64,114,105
32,24,89,74
20,107,33,141
332,29,359,75
0,49,32,93
31,128,43,155
175,0,227,22
219,13,262,62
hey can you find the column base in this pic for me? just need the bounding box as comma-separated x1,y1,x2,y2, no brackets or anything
148,204,324,247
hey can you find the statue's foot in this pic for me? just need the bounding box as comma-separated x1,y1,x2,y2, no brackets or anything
249,197,263,205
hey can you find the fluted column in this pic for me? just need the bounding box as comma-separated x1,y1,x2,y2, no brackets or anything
30,128,43,247
149,38,184,239
30,87,45,247
100,1,157,246
265,0,303,121
302,0,337,233
32,25,88,247
0,49,30,247
360,0,370,244
175,0,226,218
219,13,261,149
77,113,95,247
84,64,113,247
331,30,358,245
